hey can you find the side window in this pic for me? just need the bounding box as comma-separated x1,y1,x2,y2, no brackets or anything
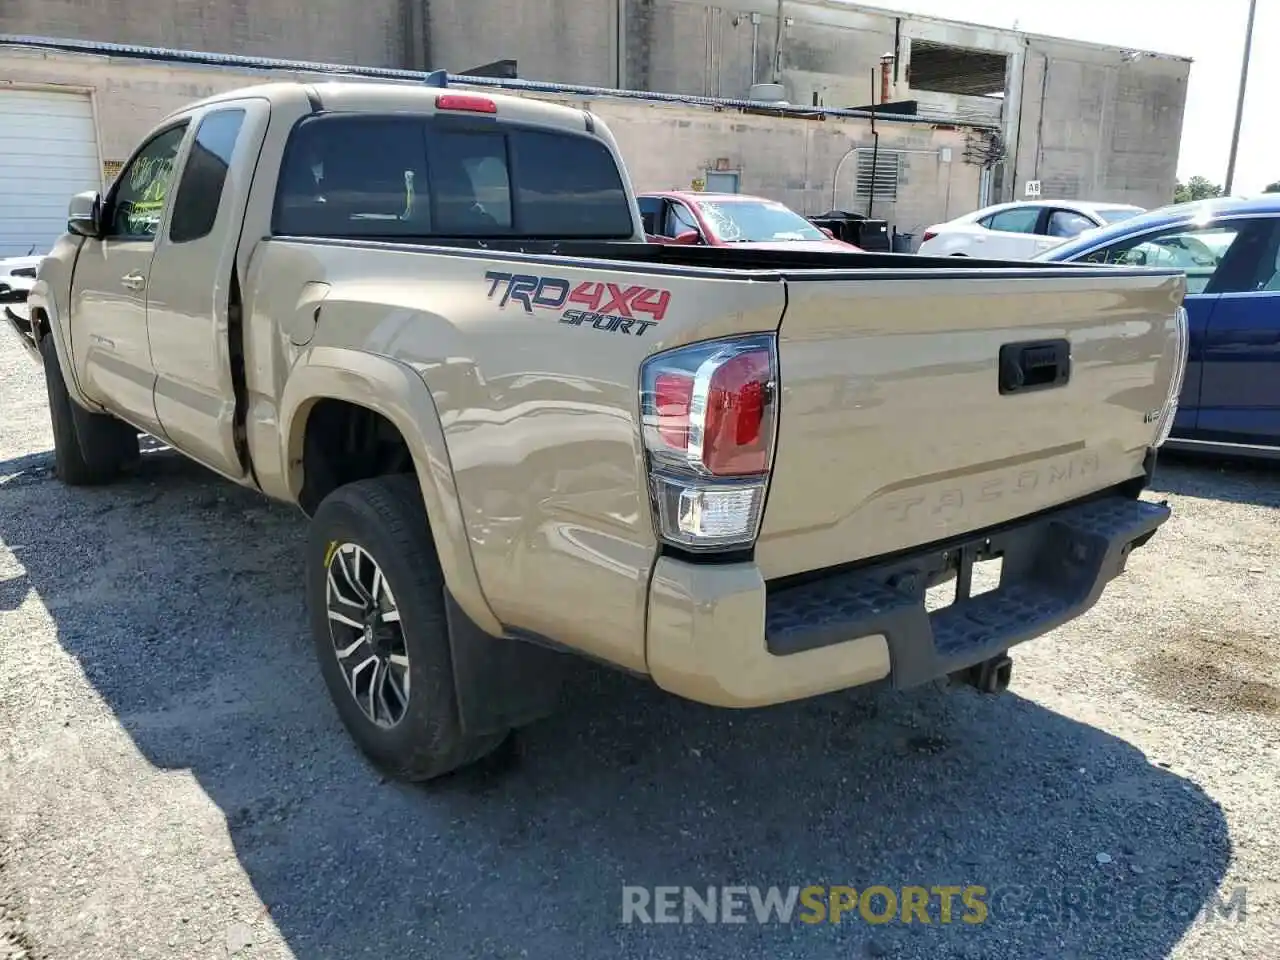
169,109,247,244
983,207,1042,234
1254,225,1280,292
1046,210,1096,239
664,201,700,239
107,124,189,240
1078,223,1246,295
637,197,662,235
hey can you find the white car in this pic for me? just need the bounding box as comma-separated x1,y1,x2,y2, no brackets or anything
0,253,43,279
917,200,1146,259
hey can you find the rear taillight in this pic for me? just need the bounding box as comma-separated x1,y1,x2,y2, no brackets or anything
921,230,937,243
436,94,497,114
640,334,778,552
1154,305,1189,447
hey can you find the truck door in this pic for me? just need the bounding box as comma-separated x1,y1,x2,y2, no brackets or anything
1196,218,1280,443
144,99,271,481
69,121,189,435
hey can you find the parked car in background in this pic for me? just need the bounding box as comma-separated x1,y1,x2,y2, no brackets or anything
1,252,43,280
918,200,1146,259
638,191,862,251
0,274,34,336
1037,194,1280,458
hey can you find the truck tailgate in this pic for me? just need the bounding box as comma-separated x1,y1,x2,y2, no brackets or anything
755,269,1185,581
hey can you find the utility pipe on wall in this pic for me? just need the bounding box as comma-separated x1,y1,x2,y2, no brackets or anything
616,0,627,88
772,0,785,82
867,66,880,219
750,12,760,86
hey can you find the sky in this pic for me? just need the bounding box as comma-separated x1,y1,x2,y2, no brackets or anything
859,0,1275,194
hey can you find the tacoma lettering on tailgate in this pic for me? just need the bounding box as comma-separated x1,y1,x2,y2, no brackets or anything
483,271,670,337
880,449,1103,524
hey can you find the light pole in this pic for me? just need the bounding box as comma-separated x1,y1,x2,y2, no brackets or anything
1224,0,1258,195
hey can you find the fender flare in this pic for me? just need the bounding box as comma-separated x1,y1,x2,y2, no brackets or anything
279,346,503,637
27,281,105,412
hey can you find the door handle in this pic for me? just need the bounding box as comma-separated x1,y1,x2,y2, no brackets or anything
121,272,146,292
998,339,1072,395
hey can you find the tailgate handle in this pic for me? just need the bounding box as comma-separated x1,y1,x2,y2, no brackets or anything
999,339,1071,395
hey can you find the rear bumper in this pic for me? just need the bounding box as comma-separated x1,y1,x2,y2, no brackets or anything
645,487,1170,708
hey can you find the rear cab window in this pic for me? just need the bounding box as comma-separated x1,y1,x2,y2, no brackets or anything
272,113,636,240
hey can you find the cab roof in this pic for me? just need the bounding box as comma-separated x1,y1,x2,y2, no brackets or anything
164,80,596,134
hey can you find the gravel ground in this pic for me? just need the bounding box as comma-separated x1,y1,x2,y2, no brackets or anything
2,335,1279,960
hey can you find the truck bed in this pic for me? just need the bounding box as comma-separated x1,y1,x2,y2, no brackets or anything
289,234,1146,276
259,234,1183,598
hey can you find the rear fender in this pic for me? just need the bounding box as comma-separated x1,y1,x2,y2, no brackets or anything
280,346,502,637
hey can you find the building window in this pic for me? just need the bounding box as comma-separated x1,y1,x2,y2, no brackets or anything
854,149,901,202
908,40,1009,97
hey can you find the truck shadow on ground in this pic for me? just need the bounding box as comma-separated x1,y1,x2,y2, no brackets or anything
0,447,1234,960
1151,451,1280,508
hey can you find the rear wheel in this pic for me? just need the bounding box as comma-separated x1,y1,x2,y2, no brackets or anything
40,333,138,486
305,474,507,782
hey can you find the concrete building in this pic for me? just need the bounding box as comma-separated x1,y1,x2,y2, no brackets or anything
0,1,1190,256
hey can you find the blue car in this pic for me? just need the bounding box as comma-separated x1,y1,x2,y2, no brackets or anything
1038,194,1280,459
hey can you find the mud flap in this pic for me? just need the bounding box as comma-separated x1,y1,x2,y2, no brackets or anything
444,591,570,738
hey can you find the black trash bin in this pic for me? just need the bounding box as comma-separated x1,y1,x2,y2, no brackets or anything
809,210,891,251
850,219,890,252
892,231,916,253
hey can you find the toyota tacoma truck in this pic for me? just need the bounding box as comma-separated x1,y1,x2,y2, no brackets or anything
9,78,1187,782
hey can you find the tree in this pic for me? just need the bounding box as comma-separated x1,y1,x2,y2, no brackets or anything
1264,181,1280,194
1174,176,1223,204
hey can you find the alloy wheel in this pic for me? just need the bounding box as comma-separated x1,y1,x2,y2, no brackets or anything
324,542,411,728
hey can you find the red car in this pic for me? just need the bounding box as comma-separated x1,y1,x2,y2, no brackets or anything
637,191,862,252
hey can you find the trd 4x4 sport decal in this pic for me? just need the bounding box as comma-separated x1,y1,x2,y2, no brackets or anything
484,271,671,337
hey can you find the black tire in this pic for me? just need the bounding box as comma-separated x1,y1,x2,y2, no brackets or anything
305,474,507,782
40,333,138,486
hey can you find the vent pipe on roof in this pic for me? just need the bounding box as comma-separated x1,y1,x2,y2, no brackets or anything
879,52,895,105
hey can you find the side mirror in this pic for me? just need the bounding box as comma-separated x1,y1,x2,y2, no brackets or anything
67,190,102,239
819,227,836,239
672,230,701,246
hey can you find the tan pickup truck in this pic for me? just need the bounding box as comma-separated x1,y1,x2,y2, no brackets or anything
8,78,1187,782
